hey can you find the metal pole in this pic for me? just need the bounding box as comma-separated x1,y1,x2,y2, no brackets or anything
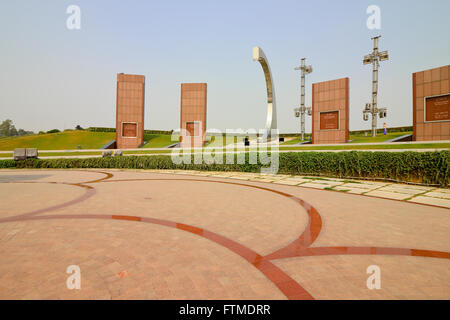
371,37,379,137
363,35,388,137
294,58,312,141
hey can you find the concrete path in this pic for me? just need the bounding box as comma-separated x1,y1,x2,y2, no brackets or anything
0,169,448,299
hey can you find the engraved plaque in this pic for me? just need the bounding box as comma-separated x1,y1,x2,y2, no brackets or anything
186,122,200,136
320,111,339,130
425,94,450,122
122,123,137,137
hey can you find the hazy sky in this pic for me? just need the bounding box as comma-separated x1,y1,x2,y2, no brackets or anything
1,0,449,133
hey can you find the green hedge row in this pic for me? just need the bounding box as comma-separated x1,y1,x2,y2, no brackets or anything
0,151,448,187
87,127,116,132
87,127,173,135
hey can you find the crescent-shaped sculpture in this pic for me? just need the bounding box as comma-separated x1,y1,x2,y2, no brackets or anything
253,46,277,141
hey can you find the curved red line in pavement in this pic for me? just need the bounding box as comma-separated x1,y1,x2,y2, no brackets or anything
100,178,324,252
0,213,314,300
0,182,96,222
0,170,112,221
269,246,450,260
263,197,323,261
82,171,114,184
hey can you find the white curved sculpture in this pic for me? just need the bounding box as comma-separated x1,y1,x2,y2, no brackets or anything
253,46,277,141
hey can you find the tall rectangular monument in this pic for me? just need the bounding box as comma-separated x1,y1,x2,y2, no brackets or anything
413,65,449,141
180,83,207,148
312,77,349,144
116,73,145,149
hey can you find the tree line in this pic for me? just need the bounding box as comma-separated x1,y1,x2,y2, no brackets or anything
0,120,86,137
0,119,34,137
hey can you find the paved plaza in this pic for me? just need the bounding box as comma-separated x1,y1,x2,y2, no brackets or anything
0,169,449,299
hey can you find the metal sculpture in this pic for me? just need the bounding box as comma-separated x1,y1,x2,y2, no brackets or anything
253,46,277,141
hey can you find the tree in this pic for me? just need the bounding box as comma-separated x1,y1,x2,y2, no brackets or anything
17,129,33,136
0,119,17,137
0,119,33,137
75,125,84,130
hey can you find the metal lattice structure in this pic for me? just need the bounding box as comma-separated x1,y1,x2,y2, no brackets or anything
294,58,313,141
363,35,389,137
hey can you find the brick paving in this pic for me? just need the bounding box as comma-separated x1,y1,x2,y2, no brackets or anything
0,169,449,299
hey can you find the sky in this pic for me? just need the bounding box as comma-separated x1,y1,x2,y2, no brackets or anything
0,0,449,133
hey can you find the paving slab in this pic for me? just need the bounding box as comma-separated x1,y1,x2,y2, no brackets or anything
298,182,330,190
408,196,450,208
379,185,433,195
422,191,450,200
274,180,304,186
364,190,411,200
423,189,450,200
333,186,368,194
341,182,381,190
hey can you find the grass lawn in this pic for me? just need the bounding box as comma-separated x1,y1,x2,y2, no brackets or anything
279,142,449,151
142,134,176,148
1,142,447,158
281,137,311,145
0,131,115,151
281,131,413,145
0,130,446,157
349,131,413,143
206,136,241,147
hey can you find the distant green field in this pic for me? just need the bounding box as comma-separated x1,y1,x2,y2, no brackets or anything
0,131,115,151
282,131,413,145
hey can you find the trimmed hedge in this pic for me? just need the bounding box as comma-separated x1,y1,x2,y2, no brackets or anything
0,151,448,187
87,127,173,135
87,127,116,133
